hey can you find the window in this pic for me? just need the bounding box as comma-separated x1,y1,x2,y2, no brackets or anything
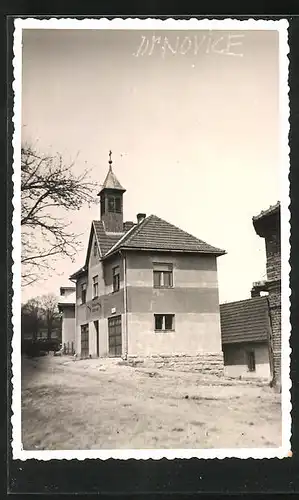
108,197,115,212
113,266,120,292
100,197,105,217
154,314,175,331
108,196,122,213
81,283,87,304
93,275,99,298
153,263,173,288
93,240,97,256
115,197,121,213
247,351,256,372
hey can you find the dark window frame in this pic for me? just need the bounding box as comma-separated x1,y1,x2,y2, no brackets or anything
108,196,122,214
100,197,105,217
154,314,175,332
93,240,97,257
93,275,99,299
112,265,120,292
81,283,87,304
153,263,173,288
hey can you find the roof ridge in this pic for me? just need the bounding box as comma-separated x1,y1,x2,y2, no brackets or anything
150,214,224,251
220,296,267,307
252,201,280,221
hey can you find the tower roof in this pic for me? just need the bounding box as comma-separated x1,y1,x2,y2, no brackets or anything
252,201,280,237
98,151,125,195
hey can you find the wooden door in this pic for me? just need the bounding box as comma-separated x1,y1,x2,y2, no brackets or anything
108,315,122,357
81,324,89,358
94,320,99,357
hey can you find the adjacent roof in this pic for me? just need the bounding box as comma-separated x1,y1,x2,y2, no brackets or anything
252,201,280,237
58,289,76,308
58,302,75,309
98,165,125,194
69,266,87,280
253,201,280,222
104,214,226,257
60,286,75,294
220,296,270,344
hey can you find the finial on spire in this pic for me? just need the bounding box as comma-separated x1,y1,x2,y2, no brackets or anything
108,150,112,170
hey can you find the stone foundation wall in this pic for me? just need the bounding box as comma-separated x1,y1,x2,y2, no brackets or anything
127,352,224,376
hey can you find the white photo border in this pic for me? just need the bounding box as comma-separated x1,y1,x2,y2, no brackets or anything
11,17,291,461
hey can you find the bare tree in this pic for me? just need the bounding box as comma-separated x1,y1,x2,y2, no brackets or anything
21,143,97,286
21,297,44,341
39,293,60,340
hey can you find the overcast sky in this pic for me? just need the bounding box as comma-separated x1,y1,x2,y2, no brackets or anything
21,28,281,304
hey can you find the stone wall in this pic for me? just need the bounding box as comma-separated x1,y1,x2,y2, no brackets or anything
267,281,281,388
126,352,224,376
265,231,281,282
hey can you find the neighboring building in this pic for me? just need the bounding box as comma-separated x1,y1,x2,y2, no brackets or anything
252,202,281,388
220,296,272,380
70,153,226,373
58,286,76,351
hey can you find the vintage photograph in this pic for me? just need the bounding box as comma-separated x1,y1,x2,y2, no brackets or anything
12,18,290,460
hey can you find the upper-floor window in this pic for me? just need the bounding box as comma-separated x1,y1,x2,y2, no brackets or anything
108,196,122,213
153,263,173,288
93,275,99,298
113,265,120,292
154,314,175,331
93,240,97,256
81,283,87,304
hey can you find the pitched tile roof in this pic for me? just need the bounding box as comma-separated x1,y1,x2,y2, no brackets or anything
70,215,225,280
93,220,125,257
69,266,87,280
104,214,226,257
220,296,270,344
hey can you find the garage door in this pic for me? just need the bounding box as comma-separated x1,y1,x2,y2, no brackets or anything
81,324,89,358
108,315,122,357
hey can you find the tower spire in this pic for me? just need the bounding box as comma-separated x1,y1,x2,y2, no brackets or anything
98,150,126,232
108,150,112,170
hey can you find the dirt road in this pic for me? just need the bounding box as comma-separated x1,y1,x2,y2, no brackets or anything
21,355,281,450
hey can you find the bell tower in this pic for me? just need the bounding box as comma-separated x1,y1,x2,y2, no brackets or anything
97,151,126,233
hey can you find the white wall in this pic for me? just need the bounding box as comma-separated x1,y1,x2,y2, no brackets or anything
127,312,222,356
223,342,271,379
61,307,75,346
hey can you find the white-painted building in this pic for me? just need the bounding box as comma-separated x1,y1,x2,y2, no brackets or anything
58,286,76,352
220,296,272,380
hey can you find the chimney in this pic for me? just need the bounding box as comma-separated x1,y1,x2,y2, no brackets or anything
251,288,261,298
137,213,146,224
123,221,135,232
